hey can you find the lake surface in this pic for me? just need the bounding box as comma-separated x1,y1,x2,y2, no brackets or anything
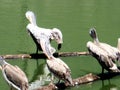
0,0,120,90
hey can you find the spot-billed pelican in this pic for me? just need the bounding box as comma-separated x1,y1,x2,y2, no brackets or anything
46,57,73,86
25,11,63,55
87,28,120,73
0,56,28,90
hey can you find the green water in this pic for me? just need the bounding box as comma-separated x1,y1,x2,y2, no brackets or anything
0,0,120,90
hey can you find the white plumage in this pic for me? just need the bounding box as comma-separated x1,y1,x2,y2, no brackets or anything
87,41,119,73
25,11,63,58
87,28,120,73
46,57,73,85
89,28,120,61
0,57,28,90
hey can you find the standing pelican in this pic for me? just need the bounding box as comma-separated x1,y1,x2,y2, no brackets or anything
89,28,120,62
25,11,63,55
46,57,73,86
0,56,28,90
87,28,120,73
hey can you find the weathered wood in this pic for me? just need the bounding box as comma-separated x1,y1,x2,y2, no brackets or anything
36,72,120,90
2,54,32,59
58,51,90,57
1,51,90,59
72,73,100,85
36,73,100,90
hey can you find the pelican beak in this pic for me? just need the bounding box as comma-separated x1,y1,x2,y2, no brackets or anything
58,44,62,50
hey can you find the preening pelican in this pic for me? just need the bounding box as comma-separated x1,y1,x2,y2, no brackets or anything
46,57,73,85
25,11,63,55
0,56,28,90
87,28,120,73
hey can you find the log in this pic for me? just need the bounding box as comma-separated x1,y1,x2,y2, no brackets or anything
35,72,120,90
36,73,100,90
1,51,90,59
58,51,90,57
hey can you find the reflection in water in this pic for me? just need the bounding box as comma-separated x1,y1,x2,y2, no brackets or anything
29,62,51,90
100,80,118,90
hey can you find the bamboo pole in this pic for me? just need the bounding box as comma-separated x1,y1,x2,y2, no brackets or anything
1,51,90,59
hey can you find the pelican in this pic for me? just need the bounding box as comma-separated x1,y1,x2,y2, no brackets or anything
87,28,120,73
46,57,73,86
89,28,120,62
117,38,120,50
0,56,28,90
25,11,63,55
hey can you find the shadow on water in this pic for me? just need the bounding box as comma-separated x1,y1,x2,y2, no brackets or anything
100,80,118,90
97,71,120,90
18,50,59,59
97,66,120,80
22,59,29,77
97,72,120,80
29,60,51,83
28,58,52,90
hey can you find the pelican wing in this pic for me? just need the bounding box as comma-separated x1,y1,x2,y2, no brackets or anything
87,41,107,56
87,41,120,72
100,43,119,59
47,58,72,84
29,31,42,51
14,65,28,82
39,34,54,59
2,64,28,90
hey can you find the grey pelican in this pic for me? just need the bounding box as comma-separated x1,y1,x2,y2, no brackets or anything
87,28,120,73
46,57,73,86
0,56,28,90
25,11,63,55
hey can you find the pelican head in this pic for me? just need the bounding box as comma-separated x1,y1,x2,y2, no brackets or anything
89,28,97,39
89,28,99,44
25,11,37,26
0,56,7,66
52,28,63,50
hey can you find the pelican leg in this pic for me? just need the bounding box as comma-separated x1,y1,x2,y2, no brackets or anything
118,59,120,66
57,79,61,84
10,86,12,90
51,74,54,83
36,46,39,54
102,67,104,74
102,80,104,87
40,38,53,59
